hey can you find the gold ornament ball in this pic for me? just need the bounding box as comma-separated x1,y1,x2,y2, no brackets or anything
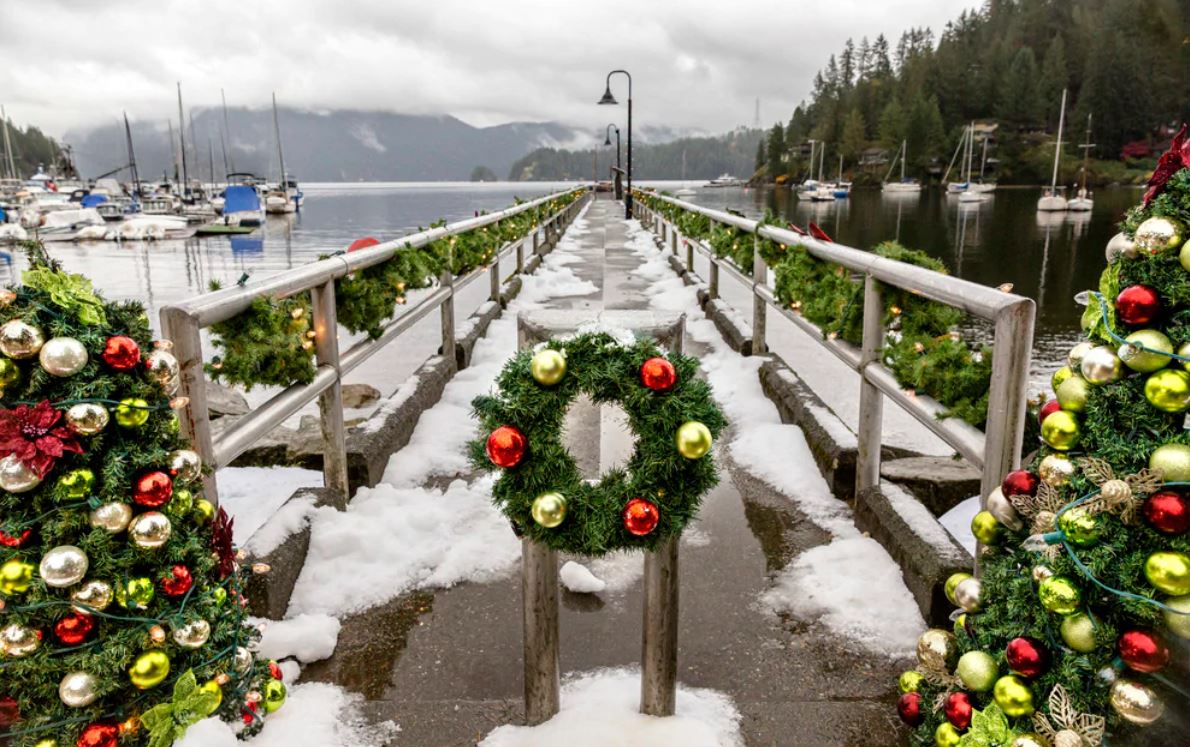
529,349,567,386
530,491,567,528
1149,443,1190,481
72,580,114,613
944,572,971,605
916,628,958,672
89,502,133,533
1067,341,1096,371
970,510,1004,545
1144,551,1190,595
0,558,34,595
1160,594,1190,639
58,671,99,708
65,402,109,435
1059,612,1098,652
114,397,151,428
1050,365,1074,392
1110,678,1164,725
0,453,42,492
200,680,224,715
1145,369,1190,413
1135,216,1184,255
169,449,202,481
1039,576,1082,615
234,646,253,673
193,498,216,524
956,650,998,693
953,577,982,613
1038,455,1075,487
38,336,88,377
129,650,171,689
39,545,88,588
0,622,40,657
1079,345,1121,385
144,349,180,395
675,420,713,459
129,511,172,549
172,619,212,649
1120,329,1173,373
897,670,924,694
0,319,44,359
986,487,1024,531
1040,410,1080,451
0,358,20,388
263,678,287,713
993,674,1035,717
1011,734,1052,747
1057,508,1100,547
116,577,155,610
34,741,57,747
935,722,961,747
1055,375,1089,412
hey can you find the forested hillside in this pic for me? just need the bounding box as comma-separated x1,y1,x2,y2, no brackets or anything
1,115,61,178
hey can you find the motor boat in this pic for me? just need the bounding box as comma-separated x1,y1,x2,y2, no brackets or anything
35,208,106,242
705,173,745,188
202,184,263,231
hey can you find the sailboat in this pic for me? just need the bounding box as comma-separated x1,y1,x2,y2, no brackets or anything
1038,88,1069,212
882,140,921,193
958,123,987,203
808,144,835,201
833,155,850,198
265,93,300,214
1068,114,1094,212
971,131,996,193
943,127,971,194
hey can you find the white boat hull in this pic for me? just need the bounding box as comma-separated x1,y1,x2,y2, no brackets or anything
1067,198,1093,212
970,183,997,193
882,182,921,193
1037,195,1068,212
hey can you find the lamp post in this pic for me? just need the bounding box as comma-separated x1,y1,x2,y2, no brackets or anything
604,123,621,199
598,70,632,218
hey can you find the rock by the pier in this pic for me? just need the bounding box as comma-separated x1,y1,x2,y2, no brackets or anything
342,383,382,409
880,456,982,516
205,380,250,418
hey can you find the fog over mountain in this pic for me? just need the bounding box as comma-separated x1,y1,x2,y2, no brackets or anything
65,107,687,182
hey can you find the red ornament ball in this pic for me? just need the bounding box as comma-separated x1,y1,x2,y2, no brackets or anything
1005,636,1049,679
101,335,141,370
0,528,31,547
1001,469,1039,498
53,612,95,646
133,470,173,508
0,695,19,728
897,692,924,726
943,691,973,731
161,565,194,597
640,357,677,392
1142,491,1189,535
242,700,261,725
1038,399,1062,425
1115,284,1162,326
623,498,660,536
77,723,119,747
485,426,527,468
269,660,284,680
1118,629,1170,673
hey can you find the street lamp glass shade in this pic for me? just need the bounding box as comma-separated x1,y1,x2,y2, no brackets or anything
598,87,618,105
604,135,612,146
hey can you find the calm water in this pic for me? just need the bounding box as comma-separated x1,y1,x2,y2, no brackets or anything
673,183,1143,370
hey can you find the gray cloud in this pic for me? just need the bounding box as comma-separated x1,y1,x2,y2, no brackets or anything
1,0,981,137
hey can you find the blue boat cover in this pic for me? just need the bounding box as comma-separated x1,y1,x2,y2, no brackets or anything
81,194,108,207
230,237,263,256
224,185,261,214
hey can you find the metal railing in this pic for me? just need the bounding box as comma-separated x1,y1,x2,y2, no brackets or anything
633,191,1035,505
162,189,589,505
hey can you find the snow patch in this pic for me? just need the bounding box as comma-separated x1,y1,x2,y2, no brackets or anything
217,466,322,545
939,494,980,557
560,561,607,594
255,613,341,663
245,494,318,557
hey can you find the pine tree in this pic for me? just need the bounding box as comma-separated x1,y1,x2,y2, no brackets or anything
765,123,785,180
878,100,907,149
754,139,765,174
1039,36,1068,126
996,47,1043,126
840,108,866,161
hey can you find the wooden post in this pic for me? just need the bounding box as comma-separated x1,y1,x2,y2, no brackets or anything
311,280,349,504
641,535,679,715
160,306,218,504
522,537,560,724
440,269,456,368
751,235,768,355
856,275,884,495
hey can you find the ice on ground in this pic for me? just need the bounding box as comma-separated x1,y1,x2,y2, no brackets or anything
560,561,607,594
178,682,397,747
939,494,980,557
479,667,742,747
761,536,926,658
217,466,322,545
254,613,341,663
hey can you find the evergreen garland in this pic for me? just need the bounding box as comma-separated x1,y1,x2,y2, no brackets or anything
0,245,277,745
470,332,725,556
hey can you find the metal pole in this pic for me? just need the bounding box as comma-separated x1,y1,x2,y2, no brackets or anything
751,235,767,355
641,534,679,716
160,307,218,504
626,95,633,219
311,280,349,504
856,275,884,494
440,269,456,367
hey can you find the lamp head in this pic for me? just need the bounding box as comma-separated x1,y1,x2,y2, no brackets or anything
604,134,612,146
598,87,618,106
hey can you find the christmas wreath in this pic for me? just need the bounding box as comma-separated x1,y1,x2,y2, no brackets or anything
470,331,725,556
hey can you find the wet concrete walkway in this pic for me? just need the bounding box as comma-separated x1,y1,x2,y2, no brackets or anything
303,198,907,745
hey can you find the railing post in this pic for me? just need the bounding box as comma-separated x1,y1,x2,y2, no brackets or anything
440,268,456,368
641,534,678,716
856,275,885,494
670,229,677,255
708,257,720,300
161,306,218,505
310,279,349,504
685,239,694,271
489,259,500,304
982,301,1035,498
516,238,524,274
533,228,540,257
750,234,767,355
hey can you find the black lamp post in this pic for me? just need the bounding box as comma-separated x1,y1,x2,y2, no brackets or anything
598,70,632,218
604,123,621,199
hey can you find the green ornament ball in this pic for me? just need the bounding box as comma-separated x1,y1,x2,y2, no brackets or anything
1039,576,1081,615
1120,330,1173,373
898,670,924,694
953,613,967,638
0,358,20,388
956,650,999,692
993,674,1035,717
944,572,972,605
1040,410,1080,451
1150,443,1190,482
935,722,961,747
1057,508,1100,547
116,577,155,610
1180,240,1190,272
168,488,194,517
263,678,287,713
1056,375,1090,412
57,468,95,500
1050,365,1074,392
1060,613,1098,652
970,511,1004,545
1179,341,1190,372
1144,551,1190,595
1145,369,1190,413
114,397,151,428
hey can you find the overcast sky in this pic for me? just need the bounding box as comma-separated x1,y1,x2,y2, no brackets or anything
3,0,982,139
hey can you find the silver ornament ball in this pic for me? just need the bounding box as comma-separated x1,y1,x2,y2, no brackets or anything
89,502,133,533
58,671,99,708
954,577,983,612
39,545,89,588
1105,232,1138,262
129,511,172,549
234,645,253,673
0,454,41,492
986,487,1024,532
1080,345,1122,385
71,580,114,612
168,449,202,482
65,402,109,436
172,619,212,649
1067,341,1096,371
145,349,180,395
0,622,40,657
38,336,88,377
0,319,44,359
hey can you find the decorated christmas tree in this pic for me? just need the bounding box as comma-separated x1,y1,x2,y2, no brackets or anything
0,246,283,746
895,132,1190,746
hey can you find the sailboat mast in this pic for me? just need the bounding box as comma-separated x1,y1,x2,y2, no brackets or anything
167,120,180,184
1051,88,1067,192
272,92,286,188
176,83,189,197
979,137,988,181
818,144,825,182
942,133,964,185
837,154,843,182
1081,114,1092,191
965,123,975,183
901,139,907,181
221,89,235,173
208,140,215,190
123,112,140,197
1,106,15,180
807,140,815,181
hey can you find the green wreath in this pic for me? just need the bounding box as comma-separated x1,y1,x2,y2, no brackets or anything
470,331,726,556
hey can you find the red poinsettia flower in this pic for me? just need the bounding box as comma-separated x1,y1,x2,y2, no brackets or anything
1143,123,1190,207
212,506,236,579
0,401,83,477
